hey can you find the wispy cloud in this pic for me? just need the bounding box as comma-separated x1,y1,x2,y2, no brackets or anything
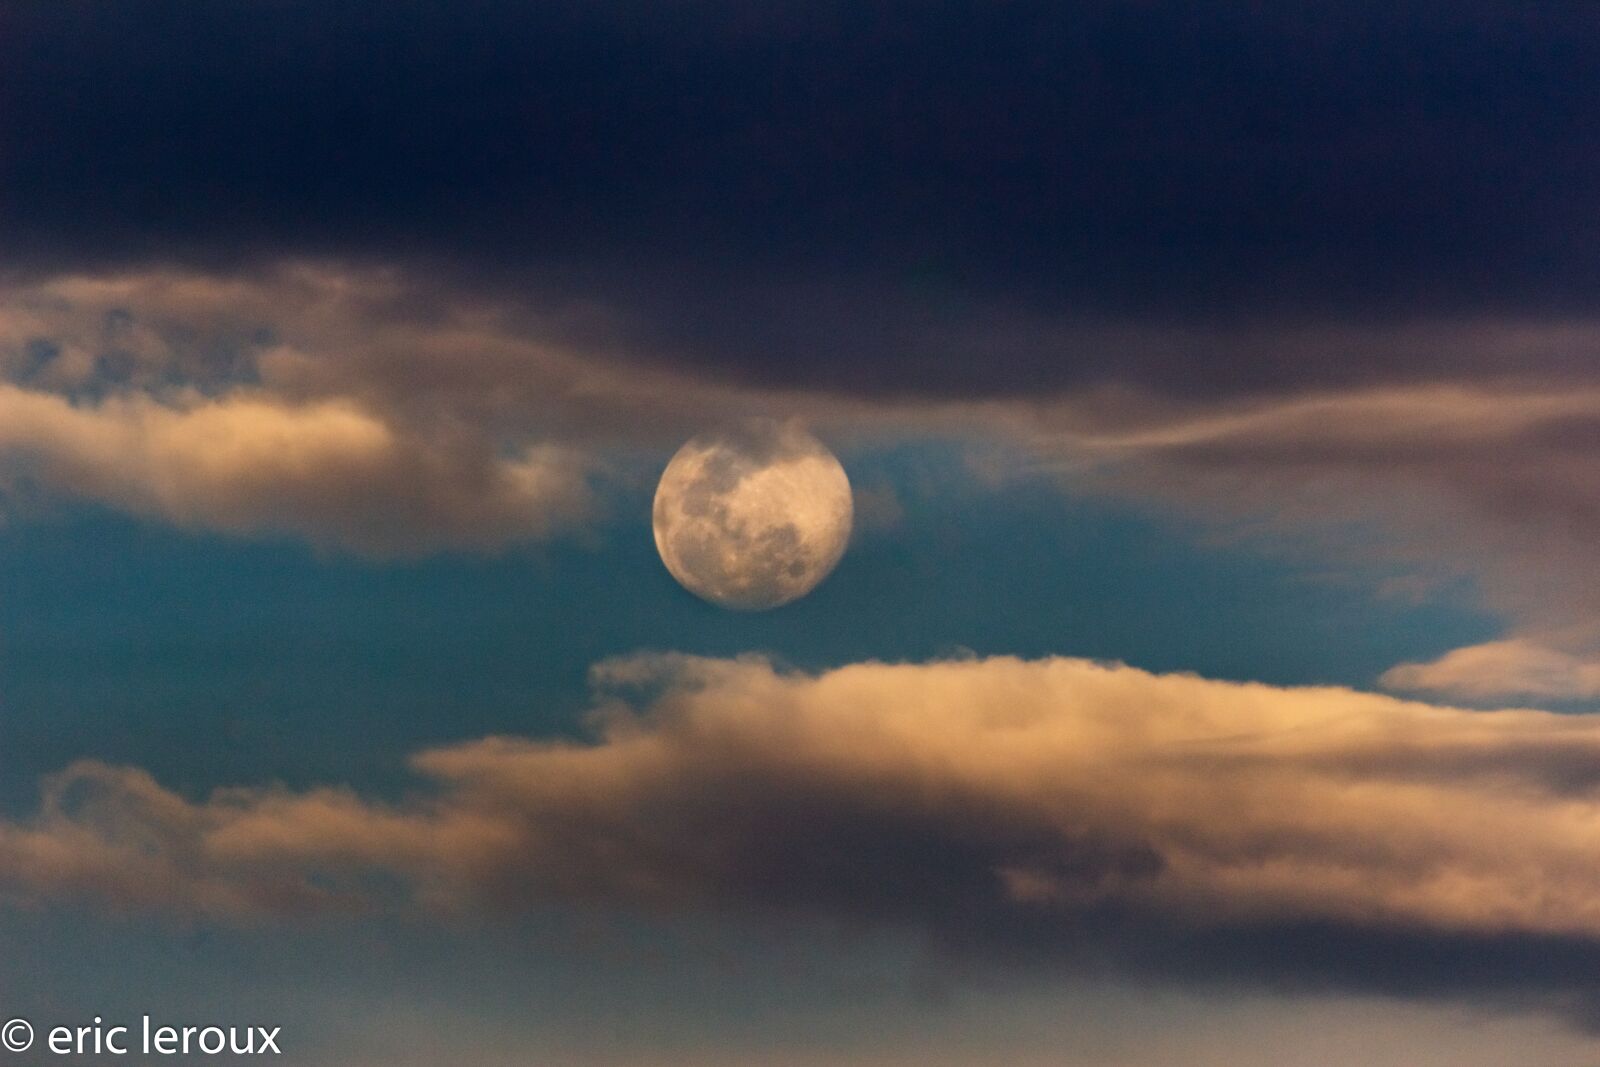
1018,384,1600,698
1383,639,1600,702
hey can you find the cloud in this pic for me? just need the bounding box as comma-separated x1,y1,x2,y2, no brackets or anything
6,261,1600,665
0,383,594,555
1017,383,1600,691
1383,639,1600,702
9,0,1600,390
0,265,637,554
10,653,1600,1009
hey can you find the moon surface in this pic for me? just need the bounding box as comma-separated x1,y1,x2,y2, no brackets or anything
653,420,853,610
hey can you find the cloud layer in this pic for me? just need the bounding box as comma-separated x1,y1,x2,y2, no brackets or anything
10,653,1600,1007
4,262,1599,698
9,1,1600,395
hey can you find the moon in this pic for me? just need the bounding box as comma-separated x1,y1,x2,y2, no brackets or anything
653,419,853,610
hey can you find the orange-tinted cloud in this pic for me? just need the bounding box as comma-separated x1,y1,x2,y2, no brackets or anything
0,384,593,555
7,654,1600,951
1383,639,1600,702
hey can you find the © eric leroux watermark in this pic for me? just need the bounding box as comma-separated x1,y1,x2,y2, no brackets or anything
3,1016,281,1056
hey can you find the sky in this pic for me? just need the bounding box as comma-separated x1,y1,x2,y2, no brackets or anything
3,2,1600,1063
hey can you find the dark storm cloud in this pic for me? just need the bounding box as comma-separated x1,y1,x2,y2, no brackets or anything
6,1,1600,395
